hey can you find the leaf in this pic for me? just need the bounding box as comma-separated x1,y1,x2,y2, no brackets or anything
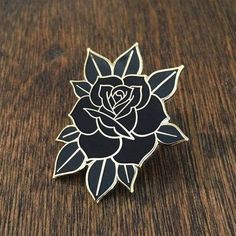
70,80,91,98
86,159,117,202
56,125,80,143
156,123,189,145
113,42,143,77
118,164,138,192
148,65,184,101
84,49,112,84
53,142,86,178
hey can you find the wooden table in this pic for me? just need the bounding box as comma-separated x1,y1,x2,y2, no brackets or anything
1,0,235,235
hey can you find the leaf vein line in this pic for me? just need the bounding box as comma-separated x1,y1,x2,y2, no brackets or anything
62,130,79,138
124,165,130,183
122,50,134,77
57,149,80,172
75,85,89,94
157,131,178,137
152,71,176,93
91,55,102,77
96,159,107,196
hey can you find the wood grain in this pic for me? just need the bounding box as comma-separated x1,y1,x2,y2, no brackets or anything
0,0,235,235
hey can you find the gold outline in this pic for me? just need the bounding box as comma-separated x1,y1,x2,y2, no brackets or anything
53,143,87,179
148,65,184,101
86,159,118,203
117,164,138,193
56,125,80,143
156,122,189,145
53,43,189,202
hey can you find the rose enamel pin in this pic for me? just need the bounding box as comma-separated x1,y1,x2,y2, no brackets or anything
53,43,188,202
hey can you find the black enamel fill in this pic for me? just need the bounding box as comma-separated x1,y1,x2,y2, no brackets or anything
90,76,122,106
113,134,156,164
123,75,150,109
85,52,111,84
72,81,91,97
83,108,132,138
157,124,186,144
87,159,116,199
116,108,136,131
57,126,79,142
134,95,167,135
79,131,120,158
55,142,85,174
148,69,178,99
114,46,140,77
54,43,188,201
97,119,118,137
118,165,136,188
70,96,97,134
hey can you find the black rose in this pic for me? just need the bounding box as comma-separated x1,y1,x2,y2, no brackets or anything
70,75,168,165
54,43,188,202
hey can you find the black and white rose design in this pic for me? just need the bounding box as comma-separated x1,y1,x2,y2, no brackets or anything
54,43,188,202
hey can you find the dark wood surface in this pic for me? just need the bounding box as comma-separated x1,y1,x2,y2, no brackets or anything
0,0,235,235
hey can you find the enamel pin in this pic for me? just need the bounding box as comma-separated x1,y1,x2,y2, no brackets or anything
53,43,188,202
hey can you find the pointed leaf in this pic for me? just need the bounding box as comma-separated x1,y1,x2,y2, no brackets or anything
118,164,138,192
114,43,143,77
56,125,80,143
86,159,117,202
148,65,184,101
156,123,189,145
53,142,86,178
70,80,91,98
84,49,112,84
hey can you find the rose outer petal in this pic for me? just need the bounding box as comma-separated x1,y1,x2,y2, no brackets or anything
90,76,123,106
134,95,167,136
79,130,121,159
113,133,156,165
70,96,97,134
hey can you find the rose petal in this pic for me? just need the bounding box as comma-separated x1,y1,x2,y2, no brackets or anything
112,85,133,108
113,87,141,120
124,75,150,109
113,134,156,165
84,108,134,139
134,95,167,136
99,85,114,112
99,106,115,118
116,108,137,131
90,76,123,106
97,119,119,138
113,98,130,115
70,96,98,134
79,130,121,159
109,95,115,107
113,90,124,103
